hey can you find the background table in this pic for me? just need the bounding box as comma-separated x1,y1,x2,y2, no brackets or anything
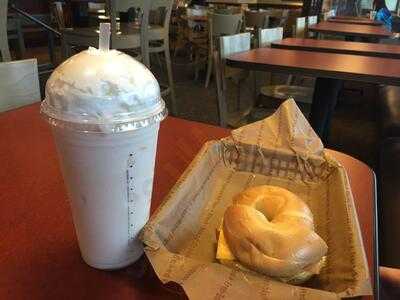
226,47,400,85
328,17,382,26
0,103,377,299
272,37,400,59
309,21,392,39
227,46,400,145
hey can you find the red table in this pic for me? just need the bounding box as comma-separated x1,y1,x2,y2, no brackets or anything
328,17,382,26
271,37,400,59
0,103,377,299
226,47,400,85
309,21,392,39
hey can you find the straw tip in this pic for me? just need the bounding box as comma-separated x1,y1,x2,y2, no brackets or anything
99,23,111,52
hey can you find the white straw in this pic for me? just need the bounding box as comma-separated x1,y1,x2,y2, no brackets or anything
99,23,111,52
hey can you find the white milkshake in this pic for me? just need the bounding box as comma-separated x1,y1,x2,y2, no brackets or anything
41,27,166,269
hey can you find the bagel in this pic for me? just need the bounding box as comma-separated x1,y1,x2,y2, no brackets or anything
217,185,328,283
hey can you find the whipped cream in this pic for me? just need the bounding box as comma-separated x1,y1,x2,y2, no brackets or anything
41,48,166,133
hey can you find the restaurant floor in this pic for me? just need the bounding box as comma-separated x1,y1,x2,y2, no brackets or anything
29,46,379,170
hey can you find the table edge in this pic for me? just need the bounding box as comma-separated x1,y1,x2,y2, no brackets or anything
226,49,400,86
271,40,400,59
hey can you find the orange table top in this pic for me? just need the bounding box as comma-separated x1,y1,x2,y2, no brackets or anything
309,21,392,39
0,103,376,299
328,17,382,26
226,47,400,86
272,37,400,59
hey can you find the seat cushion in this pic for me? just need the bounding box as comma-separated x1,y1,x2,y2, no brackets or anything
379,85,400,138
379,137,400,267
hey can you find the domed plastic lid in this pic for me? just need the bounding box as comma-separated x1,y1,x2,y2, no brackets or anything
41,47,167,133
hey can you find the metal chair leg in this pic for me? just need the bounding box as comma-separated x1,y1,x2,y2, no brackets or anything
164,42,177,116
205,49,213,88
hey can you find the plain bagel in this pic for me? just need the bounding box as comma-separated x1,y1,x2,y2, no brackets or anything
223,185,328,279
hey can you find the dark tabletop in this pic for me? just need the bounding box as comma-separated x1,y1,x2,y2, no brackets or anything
328,17,382,26
309,21,392,39
226,47,400,85
271,37,400,59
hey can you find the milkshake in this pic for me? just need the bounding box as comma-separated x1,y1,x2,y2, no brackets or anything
41,25,166,269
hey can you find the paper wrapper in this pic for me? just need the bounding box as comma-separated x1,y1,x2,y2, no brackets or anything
141,99,372,299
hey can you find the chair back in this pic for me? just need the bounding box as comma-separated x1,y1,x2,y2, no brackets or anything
0,59,40,113
209,12,242,38
52,2,66,30
258,27,283,48
294,16,306,38
219,32,250,59
244,10,269,30
285,9,301,36
150,0,174,37
111,0,150,34
111,0,150,64
0,0,11,61
215,32,251,126
308,15,318,26
88,2,106,13
307,15,318,37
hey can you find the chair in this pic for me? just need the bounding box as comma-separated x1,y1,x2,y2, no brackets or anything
258,27,314,105
322,9,336,21
147,0,177,115
214,32,253,127
182,7,208,80
0,0,11,61
0,58,40,113
244,9,270,48
258,27,283,48
7,13,26,59
205,12,242,88
284,9,302,37
266,9,289,28
55,0,150,67
244,10,270,32
307,15,318,38
294,16,306,38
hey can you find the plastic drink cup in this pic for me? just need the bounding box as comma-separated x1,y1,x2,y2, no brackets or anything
41,30,166,269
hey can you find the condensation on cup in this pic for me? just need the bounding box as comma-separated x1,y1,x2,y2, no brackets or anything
40,28,167,269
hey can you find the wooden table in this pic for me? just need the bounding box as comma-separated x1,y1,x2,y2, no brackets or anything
206,0,256,9
333,15,369,20
226,47,400,141
0,103,377,299
181,15,207,22
328,17,382,26
226,47,400,85
271,37,400,59
309,21,392,39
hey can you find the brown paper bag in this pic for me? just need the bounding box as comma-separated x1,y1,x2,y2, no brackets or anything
141,99,372,299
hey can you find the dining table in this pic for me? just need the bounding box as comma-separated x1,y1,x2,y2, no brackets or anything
328,17,382,26
308,21,392,40
271,37,400,59
0,103,377,299
181,14,208,22
226,47,400,141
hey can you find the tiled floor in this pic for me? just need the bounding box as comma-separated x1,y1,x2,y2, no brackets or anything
20,45,379,169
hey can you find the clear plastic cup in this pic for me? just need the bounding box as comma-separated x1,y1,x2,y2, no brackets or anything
41,48,167,269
